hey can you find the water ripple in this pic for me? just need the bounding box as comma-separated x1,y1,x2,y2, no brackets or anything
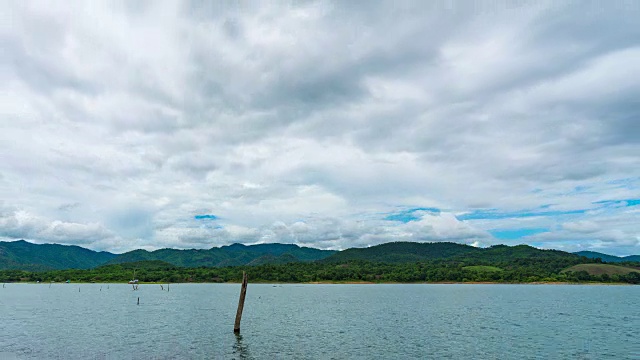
0,284,638,359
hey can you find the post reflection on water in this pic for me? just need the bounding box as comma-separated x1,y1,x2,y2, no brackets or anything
233,333,252,360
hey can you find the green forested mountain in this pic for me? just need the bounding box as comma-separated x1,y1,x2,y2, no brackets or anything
321,242,580,264
456,244,579,262
573,251,640,263
246,253,300,266
3,241,640,284
322,242,479,263
2,239,638,276
99,260,176,271
0,240,117,270
220,243,335,261
0,240,335,270
105,243,336,267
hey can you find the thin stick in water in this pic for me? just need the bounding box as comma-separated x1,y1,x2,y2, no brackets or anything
233,271,248,333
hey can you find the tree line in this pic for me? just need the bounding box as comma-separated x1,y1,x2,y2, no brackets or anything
1,258,638,284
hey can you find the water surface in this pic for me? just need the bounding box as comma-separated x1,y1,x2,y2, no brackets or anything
1,283,638,359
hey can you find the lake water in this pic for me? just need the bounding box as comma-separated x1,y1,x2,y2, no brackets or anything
0,283,638,359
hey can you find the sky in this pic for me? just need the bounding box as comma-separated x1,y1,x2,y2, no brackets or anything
1,1,639,255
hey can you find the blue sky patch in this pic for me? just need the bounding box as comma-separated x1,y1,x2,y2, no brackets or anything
195,214,218,220
457,208,586,221
606,177,639,189
489,228,549,240
385,207,441,223
593,199,640,208
460,199,638,222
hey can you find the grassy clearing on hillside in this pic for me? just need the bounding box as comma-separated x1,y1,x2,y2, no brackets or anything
462,265,503,272
561,264,640,276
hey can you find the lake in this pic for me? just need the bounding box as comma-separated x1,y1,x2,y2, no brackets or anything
0,283,638,359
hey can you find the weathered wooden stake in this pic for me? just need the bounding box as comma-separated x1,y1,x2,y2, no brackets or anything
233,271,248,333
137,297,140,305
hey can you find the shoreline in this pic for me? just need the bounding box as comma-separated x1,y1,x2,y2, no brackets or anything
5,281,634,286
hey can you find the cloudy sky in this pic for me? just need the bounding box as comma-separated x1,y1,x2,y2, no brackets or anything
1,1,639,255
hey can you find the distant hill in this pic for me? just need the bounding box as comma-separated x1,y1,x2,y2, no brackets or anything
246,253,300,266
321,242,581,264
562,263,640,276
105,243,336,268
96,260,176,271
459,244,579,262
6,239,637,272
573,251,640,263
220,243,334,261
0,240,335,271
322,242,479,263
0,240,116,270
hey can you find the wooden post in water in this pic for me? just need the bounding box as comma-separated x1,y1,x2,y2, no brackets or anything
233,272,248,333
137,297,140,305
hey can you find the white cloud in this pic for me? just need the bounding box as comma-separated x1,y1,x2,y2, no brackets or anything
0,205,120,250
562,221,600,234
1,1,639,255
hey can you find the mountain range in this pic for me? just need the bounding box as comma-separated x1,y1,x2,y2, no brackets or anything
0,240,116,271
102,242,335,268
1,239,638,271
319,242,579,263
0,240,334,270
573,251,640,263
